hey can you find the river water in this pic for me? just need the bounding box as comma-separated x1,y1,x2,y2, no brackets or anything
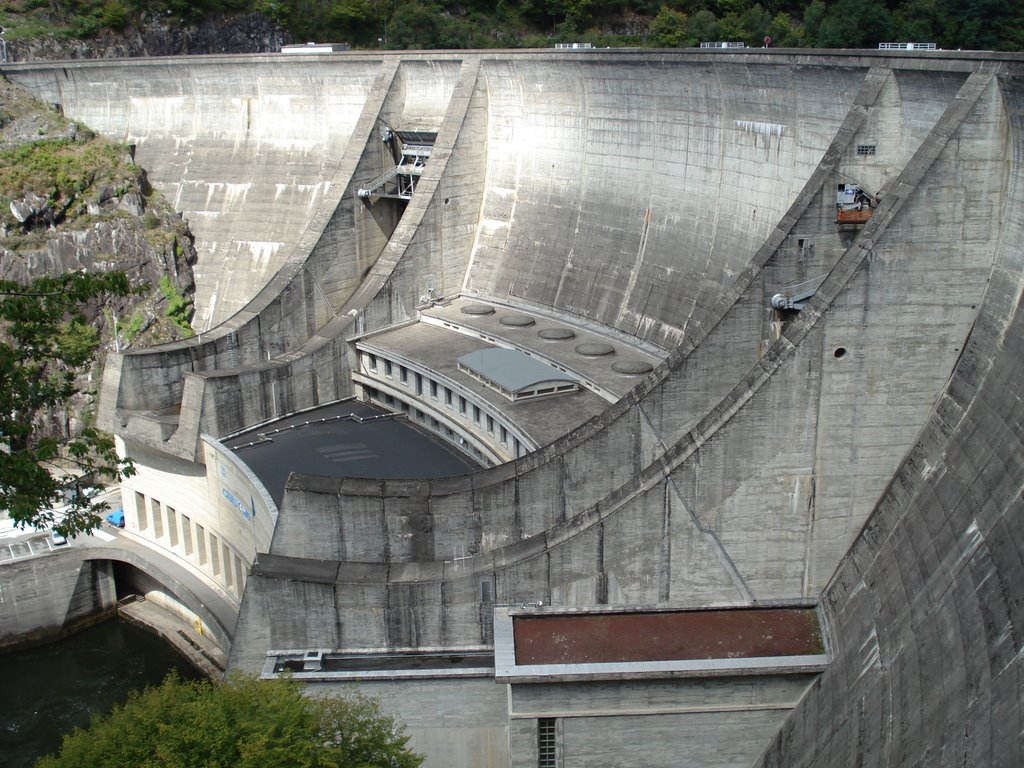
0,619,202,768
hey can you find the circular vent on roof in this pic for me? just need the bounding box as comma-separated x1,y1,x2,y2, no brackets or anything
612,360,653,375
461,304,495,316
538,328,575,340
575,343,615,357
500,314,536,327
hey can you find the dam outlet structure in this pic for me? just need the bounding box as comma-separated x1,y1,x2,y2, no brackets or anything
3,47,1024,767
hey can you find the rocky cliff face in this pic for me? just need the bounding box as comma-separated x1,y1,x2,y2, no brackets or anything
0,77,196,346
0,76,198,438
2,12,288,62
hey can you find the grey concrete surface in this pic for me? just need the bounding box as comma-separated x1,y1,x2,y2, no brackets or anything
6,48,1024,767
357,318,611,448
0,548,116,650
751,62,1024,768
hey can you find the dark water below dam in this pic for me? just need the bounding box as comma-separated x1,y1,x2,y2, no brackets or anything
0,619,202,768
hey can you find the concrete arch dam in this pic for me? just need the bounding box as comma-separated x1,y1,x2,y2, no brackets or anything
5,49,1023,767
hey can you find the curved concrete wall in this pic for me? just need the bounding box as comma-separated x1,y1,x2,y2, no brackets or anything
467,59,862,349
4,55,471,457
223,53,1015,662
752,69,1024,768
0,552,116,649
7,49,1024,767
3,56,384,331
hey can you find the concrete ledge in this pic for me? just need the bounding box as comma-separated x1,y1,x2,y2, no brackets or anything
497,655,830,683
118,597,226,679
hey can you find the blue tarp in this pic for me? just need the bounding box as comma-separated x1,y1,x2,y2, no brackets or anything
105,508,124,527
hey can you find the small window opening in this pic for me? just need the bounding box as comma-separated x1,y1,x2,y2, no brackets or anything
538,718,557,768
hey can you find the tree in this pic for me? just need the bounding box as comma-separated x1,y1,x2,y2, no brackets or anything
802,0,827,45
35,672,423,768
326,0,374,43
716,11,746,42
767,11,799,47
0,271,136,538
740,3,771,42
649,6,689,47
388,0,446,48
814,0,891,48
687,8,719,42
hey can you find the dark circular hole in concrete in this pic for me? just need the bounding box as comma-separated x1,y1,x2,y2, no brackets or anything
461,304,495,316
834,347,847,359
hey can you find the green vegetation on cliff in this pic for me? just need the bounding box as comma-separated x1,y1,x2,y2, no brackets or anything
0,76,197,348
0,76,198,534
0,0,1021,52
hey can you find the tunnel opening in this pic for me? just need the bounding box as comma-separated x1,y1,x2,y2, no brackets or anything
104,559,230,675
110,560,183,605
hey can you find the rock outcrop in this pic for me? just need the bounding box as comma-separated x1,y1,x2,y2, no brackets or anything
2,12,288,62
0,75,198,440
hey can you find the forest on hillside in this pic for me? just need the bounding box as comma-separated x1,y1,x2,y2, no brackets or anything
0,0,1020,52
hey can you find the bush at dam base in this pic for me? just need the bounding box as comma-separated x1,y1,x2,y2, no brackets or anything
34,672,422,768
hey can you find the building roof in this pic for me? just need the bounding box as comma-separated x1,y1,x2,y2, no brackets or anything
457,348,577,395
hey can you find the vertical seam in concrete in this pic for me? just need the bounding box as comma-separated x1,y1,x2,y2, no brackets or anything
800,474,818,600
659,482,672,602
664,474,755,602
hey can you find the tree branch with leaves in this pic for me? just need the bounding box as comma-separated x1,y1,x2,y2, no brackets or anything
0,271,138,537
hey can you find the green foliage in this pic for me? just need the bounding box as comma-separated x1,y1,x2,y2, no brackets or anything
385,0,487,49
0,271,138,537
158,273,194,336
716,12,746,42
327,0,373,36
116,310,145,344
0,137,128,220
802,0,825,44
649,6,689,47
55,319,100,363
254,0,286,22
99,0,129,29
740,3,770,41
815,0,890,48
767,11,800,47
687,8,718,41
36,672,423,768
53,0,1024,50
